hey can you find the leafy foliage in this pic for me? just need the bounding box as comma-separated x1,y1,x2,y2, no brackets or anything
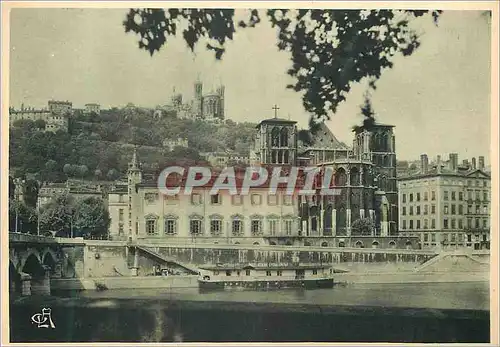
38,193,110,238
123,9,441,126
9,199,37,233
39,192,77,236
351,218,375,236
10,110,257,183
73,197,111,239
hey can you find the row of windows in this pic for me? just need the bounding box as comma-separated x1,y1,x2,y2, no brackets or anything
215,270,291,277
402,205,436,215
145,216,296,236
465,189,489,201
402,191,436,202
402,189,489,203
401,217,489,230
426,233,487,243
144,193,294,206
401,204,489,216
402,219,437,230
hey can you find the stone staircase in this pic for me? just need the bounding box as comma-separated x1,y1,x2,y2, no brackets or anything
414,250,489,273
136,246,199,274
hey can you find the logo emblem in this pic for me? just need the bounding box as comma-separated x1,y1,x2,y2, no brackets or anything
31,308,55,329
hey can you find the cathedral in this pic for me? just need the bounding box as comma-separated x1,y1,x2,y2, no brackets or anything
250,113,398,238
108,111,408,249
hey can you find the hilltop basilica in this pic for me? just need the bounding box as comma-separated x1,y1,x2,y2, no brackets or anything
108,110,408,249
156,78,225,122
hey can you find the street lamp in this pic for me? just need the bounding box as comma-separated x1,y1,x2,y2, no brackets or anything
36,198,41,236
14,178,24,233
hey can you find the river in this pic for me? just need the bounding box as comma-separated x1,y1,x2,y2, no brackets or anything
10,281,490,343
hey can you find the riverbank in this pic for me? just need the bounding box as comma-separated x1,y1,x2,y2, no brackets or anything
51,270,489,291
335,271,489,284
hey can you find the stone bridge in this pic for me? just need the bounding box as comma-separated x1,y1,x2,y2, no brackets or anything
9,233,86,296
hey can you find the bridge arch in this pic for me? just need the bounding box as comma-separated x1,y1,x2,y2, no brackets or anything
21,252,45,277
20,248,42,273
9,260,21,294
42,250,57,276
9,249,20,271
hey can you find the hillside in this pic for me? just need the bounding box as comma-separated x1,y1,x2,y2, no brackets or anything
9,108,257,182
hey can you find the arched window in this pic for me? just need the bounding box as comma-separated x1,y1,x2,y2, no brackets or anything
338,241,346,247
389,240,396,249
280,127,289,147
321,241,328,247
335,168,347,186
271,127,280,147
355,240,364,248
284,151,289,164
350,167,360,186
372,241,379,249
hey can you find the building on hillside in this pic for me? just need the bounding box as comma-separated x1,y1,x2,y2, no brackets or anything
84,103,101,115
107,111,418,249
48,100,72,115
163,138,189,151
38,181,106,207
398,153,491,250
200,151,250,168
9,103,69,132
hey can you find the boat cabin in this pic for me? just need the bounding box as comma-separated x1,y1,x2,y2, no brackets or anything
198,264,334,282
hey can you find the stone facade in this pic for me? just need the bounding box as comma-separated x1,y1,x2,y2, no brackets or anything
398,153,491,250
84,103,100,115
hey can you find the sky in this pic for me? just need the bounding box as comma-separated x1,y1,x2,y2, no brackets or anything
9,8,492,162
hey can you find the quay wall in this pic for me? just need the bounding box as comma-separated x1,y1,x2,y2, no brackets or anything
84,243,436,278
51,275,198,291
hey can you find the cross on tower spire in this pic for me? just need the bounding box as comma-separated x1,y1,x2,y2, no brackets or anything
272,104,280,119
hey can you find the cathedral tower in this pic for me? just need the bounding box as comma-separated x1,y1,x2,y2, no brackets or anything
255,107,297,165
353,123,398,236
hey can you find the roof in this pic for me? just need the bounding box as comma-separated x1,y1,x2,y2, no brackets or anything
352,121,395,134
305,122,348,150
256,118,297,128
199,264,333,271
398,166,491,181
137,165,330,191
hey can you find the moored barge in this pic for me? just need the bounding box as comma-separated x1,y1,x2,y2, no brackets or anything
198,264,337,291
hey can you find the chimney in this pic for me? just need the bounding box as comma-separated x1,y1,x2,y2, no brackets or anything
478,156,485,170
437,155,441,173
420,154,429,174
449,153,458,172
462,159,469,167
472,157,477,170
